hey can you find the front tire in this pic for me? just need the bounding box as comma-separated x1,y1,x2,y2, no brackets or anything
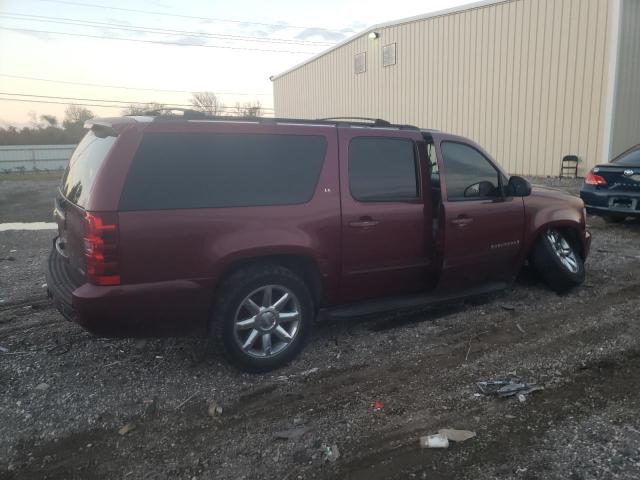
531,228,585,293
210,265,314,372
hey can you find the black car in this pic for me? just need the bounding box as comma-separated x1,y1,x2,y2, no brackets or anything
580,144,640,222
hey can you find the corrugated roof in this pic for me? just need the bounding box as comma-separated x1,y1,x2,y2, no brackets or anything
271,0,512,81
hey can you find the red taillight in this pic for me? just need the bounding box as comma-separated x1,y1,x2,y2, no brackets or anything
585,171,607,186
84,211,120,286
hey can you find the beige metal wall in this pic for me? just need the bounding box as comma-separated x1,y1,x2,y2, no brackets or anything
610,0,640,158
273,0,615,176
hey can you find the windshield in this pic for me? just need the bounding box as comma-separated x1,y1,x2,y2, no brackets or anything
60,130,117,208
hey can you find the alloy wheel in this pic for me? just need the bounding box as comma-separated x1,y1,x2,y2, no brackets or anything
233,285,301,358
546,229,579,273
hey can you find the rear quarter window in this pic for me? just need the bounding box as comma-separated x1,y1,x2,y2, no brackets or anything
119,133,327,210
60,131,117,208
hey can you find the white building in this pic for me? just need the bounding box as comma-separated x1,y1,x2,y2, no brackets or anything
272,0,640,176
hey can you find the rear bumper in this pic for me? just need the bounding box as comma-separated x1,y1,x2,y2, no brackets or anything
46,241,212,337
580,188,640,217
45,241,83,322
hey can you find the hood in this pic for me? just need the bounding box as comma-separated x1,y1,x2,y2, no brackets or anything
528,184,584,209
530,184,570,198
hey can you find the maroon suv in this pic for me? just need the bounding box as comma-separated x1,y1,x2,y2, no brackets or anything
46,112,591,371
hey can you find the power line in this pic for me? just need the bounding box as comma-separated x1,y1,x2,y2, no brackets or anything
0,12,336,46
0,92,274,110
0,96,141,110
37,0,348,33
0,97,274,114
0,26,322,54
0,74,272,96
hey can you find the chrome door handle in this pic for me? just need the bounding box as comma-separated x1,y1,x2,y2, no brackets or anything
451,216,474,227
349,218,380,228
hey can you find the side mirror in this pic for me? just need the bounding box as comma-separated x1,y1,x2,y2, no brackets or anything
507,176,532,197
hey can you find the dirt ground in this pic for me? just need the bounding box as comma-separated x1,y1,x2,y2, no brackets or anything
1,174,639,480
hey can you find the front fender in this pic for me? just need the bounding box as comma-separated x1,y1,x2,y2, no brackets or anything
520,193,588,264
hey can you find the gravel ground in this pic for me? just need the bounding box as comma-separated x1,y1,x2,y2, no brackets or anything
1,175,639,480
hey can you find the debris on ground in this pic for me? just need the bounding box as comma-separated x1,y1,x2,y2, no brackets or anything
420,429,476,449
465,330,490,361
207,401,223,417
500,304,516,311
420,434,449,449
175,392,197,410
118,423,136,436
476,379,544,400
34,382,49,391
372,400,384,412
274,427,310,442
322,444,340,462
438,429,476,442
142,399,157,417
0,345,8,353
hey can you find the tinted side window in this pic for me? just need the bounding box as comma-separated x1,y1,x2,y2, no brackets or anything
440,142,500,200
119,133,326,210
349,137,419,202
61,131,117,207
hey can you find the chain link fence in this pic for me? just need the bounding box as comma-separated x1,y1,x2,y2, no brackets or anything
0,145,76,173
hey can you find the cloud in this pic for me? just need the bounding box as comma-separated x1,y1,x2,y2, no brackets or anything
97,27,123,38
237,21,290,38
172,35,209,46
294,28,348,42
342,21,367,33
16,29,52,41
106,17,131,26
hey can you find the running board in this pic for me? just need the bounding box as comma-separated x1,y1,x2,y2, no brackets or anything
318,282,508,320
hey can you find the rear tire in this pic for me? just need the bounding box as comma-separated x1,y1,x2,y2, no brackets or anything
531,228,585,293
603,214,626,223
210,264,314,372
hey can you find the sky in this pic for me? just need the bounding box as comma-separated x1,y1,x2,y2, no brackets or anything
0,0,475,126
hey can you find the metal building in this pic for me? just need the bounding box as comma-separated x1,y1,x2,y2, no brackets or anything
272,0,640,177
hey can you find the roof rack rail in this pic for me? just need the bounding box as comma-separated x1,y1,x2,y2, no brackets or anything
122,112,421,130
316,116,420,131
140,108,208,119
317,116,391,126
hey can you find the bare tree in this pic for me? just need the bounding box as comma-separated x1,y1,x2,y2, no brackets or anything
233,100,263,117
63,105,94,129
121,102,166,115
243,100,262,117
40,114,58,127
28,110,38,127
191,92,222,115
